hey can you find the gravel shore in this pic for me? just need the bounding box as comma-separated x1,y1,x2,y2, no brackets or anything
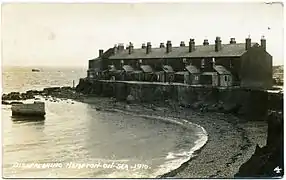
3,90,268,178
79,97,268,178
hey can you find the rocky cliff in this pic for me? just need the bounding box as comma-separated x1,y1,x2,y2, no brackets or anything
235,111,284,178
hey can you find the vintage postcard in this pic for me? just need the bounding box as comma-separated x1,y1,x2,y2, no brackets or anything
1,2,284,179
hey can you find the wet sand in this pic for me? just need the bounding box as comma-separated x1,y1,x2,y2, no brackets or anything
80,97,268,178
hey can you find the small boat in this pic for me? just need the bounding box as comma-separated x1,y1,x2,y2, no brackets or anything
11,101,46,117
32,68,40,72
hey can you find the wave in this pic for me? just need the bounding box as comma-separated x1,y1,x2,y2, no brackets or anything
153,127,208,178
110,108,208,178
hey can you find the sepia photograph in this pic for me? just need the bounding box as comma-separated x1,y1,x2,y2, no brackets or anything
1,1,284,179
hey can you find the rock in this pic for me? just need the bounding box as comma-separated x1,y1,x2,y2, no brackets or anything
125,105,131,110
2,100,10,105
61,86,73,91
95,107,101,111
20,93,34,100
207,103,219,112
235,111,283,178
43,87,61,94
126,94,135,104
200,105,208,112
26,90,41,95
223,103,241,114
10,101,23,105
191,101,203,109
10,93,21,100
2,94,7,100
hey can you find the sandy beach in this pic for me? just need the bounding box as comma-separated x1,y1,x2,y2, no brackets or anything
80,96,268,178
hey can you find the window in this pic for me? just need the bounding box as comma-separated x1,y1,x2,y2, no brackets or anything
225,76,227,81
195,75,199,81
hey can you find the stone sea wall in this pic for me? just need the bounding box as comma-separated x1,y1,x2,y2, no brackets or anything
75,79,280,121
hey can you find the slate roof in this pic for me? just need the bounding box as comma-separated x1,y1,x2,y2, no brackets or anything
140,65,153,73
108,43,257,59
185,65,200,74
213,65,231,75
108,65,117,72
162,65,174,73
123,65,134,72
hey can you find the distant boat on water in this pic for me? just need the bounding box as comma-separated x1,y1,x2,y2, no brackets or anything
32,68,40,72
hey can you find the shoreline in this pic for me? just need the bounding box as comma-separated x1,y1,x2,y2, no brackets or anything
76,96,268,178
2,89,268,178
109,108,209,178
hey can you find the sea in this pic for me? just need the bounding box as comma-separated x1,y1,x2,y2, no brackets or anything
1,66,208,178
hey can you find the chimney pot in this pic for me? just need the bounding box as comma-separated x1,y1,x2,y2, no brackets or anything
118,43,125,52
113,45,117,54
146,42,152,54
203,39,209,46
142,43,146,49
189,39,195,52
215,36,222,52
261,36,266,50
245,37,251,50
230,38,236,44
128,42,134,54
160,43,165,48
166,40,172,53
99,49,104,57
180,41,185,47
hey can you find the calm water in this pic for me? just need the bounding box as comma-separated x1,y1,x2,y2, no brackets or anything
2,66,207,178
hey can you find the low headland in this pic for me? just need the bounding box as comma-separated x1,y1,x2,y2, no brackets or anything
1,82,283,178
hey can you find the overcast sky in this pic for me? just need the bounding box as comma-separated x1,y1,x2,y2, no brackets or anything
1,2,284,67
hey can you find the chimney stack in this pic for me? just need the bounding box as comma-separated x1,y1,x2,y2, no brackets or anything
261,36,266,50
245,37,251,50
203,39,209,46
180,41,185,47
160,43,165,48
142,43,146,49
189,39,195,52
215,36,222,52
99,49,104,57
118,43,125,52
146,42,152,54
128,42,134,54
230,38,236,44
166,40,172,53
113,44,117,55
